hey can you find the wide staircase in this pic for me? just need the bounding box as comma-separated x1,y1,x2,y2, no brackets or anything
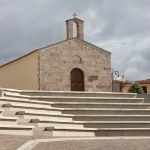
0,88,150,137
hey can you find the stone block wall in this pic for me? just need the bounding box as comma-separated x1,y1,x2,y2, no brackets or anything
39,38,111,92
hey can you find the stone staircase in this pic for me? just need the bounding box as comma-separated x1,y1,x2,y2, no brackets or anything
0,88,150,137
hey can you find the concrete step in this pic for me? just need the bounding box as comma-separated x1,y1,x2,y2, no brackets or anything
1,96,146,109
1,88,150,137
0,97,53,106
2,103,62,114
1,89,137,98
52,102,150,109
29,119,84,128
4,93,30,100
1,93,143,103
16,117,63,136
73,115,150,121
42,127,150,137
43,126,96,137
30,119,150,129
16,111,74,121
30,97,144,103
0,109,4,114
0,116,18,125
2,96,144,109
17,118,32,125
16,117,86,137
22,91,137,98
95,128,150,136
62,108,150,115
1,109,19,117
0,125,34,136
84,121,150,128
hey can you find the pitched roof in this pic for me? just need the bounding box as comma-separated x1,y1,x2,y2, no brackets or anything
113,80,132,84
113,79,150,84
136,80,150,84
66,17,84,23
0,37,111,68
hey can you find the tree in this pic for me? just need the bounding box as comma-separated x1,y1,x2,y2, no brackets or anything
128,82,144,94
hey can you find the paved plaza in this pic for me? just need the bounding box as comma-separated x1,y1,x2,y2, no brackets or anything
1,134,150,150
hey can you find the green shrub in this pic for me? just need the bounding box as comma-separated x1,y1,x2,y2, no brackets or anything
128,82,144,94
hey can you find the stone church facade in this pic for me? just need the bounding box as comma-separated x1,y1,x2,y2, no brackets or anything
0,16,111,92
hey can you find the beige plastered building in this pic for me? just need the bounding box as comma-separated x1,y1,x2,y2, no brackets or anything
0,17,111,92
123,80,150,94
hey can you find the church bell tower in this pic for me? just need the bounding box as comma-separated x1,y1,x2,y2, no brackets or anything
66,13,84,40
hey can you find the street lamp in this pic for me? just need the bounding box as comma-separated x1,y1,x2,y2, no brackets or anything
112,69,120,92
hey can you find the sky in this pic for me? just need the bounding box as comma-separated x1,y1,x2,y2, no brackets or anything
0,0,150,81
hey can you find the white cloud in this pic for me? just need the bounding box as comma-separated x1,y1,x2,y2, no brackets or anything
0,0,150,81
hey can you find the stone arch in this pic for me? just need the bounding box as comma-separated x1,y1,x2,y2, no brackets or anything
66,18,84,40
72,55,82,63
73,22,77,37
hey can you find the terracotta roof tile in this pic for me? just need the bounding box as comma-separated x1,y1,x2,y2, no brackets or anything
136,80,150,84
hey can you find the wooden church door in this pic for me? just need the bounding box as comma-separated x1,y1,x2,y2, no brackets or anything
71,68,84,91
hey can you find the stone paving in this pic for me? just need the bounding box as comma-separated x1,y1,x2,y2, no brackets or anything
1,134,150,150
0,134,51,150
33,138,150,150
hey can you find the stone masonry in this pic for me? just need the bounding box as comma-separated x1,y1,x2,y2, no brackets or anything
39,38,111,92
38,16,111,92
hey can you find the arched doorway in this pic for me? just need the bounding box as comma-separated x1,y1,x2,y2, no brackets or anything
71,68,84,91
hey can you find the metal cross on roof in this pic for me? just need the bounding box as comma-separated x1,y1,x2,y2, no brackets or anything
72,13,77,18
